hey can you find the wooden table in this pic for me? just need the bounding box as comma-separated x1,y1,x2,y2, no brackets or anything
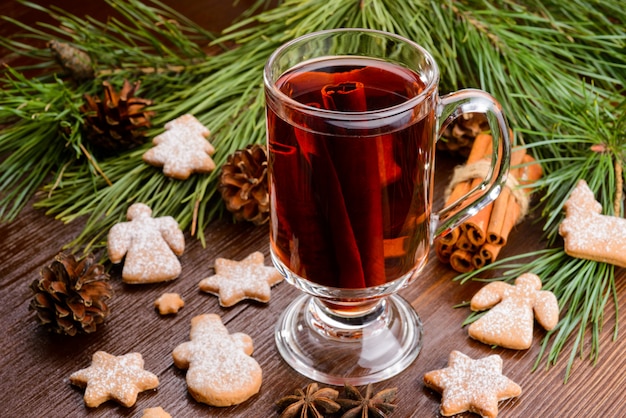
1,1,625,417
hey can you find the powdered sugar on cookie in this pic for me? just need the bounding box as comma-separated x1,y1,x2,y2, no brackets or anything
69,351,159,408
559,179,626,267
108,203,185,284
142,114,215,180
468,273,559,350
172,314,262,407
424,350,521,418
199,251,283,307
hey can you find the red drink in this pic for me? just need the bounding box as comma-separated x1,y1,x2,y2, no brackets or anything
267,57,435,289
267,30,509,385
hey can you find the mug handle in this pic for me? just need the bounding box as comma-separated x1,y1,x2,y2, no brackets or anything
433,89,511,238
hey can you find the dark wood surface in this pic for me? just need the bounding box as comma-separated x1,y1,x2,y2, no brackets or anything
1,1,625,417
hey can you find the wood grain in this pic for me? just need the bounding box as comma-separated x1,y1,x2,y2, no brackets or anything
1,1,625,417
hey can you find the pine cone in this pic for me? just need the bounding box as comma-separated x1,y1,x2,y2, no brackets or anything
81,79,154,154
219,144,269,225
438,113,489,157
48,40,94,82
29,252,113,336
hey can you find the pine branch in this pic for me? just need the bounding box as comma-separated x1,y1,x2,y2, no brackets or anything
0,0,218,222
4,0,624,235
456,91,625,380
0,66,87,220
1,0,625,379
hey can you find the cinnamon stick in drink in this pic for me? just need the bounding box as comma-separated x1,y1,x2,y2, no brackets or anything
269,59,433,288
321,77,386,287
272,121,367,288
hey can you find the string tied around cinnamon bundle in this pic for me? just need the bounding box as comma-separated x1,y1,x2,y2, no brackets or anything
436,140,542,273
444,158,531,224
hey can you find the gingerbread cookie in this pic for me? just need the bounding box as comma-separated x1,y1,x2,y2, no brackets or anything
468,273,559,350
559,179,626,267
424,350,522,418
198,251,283,307
108,203,185,284
69,351,159,408
142,407,171,418
154,293,185,315
142,114,215,180
172,314,262,407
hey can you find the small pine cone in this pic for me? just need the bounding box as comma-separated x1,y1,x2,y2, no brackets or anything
48,40,95,82
219,144,269,225
81,79,154,154
29,253,113,336
438,112,489,157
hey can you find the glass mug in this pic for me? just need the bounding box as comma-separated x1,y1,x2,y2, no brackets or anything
264,28,510,385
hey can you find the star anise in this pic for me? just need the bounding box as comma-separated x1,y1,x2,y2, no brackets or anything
336,384,398,418
276,382,341,418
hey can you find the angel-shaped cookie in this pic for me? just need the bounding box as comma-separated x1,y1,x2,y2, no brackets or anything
107,203,185,283
468,273,559,349
172,314,262,407
142,114,215,180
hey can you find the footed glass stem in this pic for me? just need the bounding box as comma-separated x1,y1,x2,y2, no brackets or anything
275,293,423,385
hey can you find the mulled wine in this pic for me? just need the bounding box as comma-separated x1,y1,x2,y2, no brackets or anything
267,57,435,290
266,28,510,386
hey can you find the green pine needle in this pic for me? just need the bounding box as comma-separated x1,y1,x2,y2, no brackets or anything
1,0,625,380
456,92,625,381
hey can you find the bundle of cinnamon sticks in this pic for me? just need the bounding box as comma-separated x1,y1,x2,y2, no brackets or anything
435,133,542,273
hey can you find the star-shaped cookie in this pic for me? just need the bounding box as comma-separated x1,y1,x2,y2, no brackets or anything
142,406,171,418
198,251,283,307
154,292,185,315
423,351,521,418
70,351,159,408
